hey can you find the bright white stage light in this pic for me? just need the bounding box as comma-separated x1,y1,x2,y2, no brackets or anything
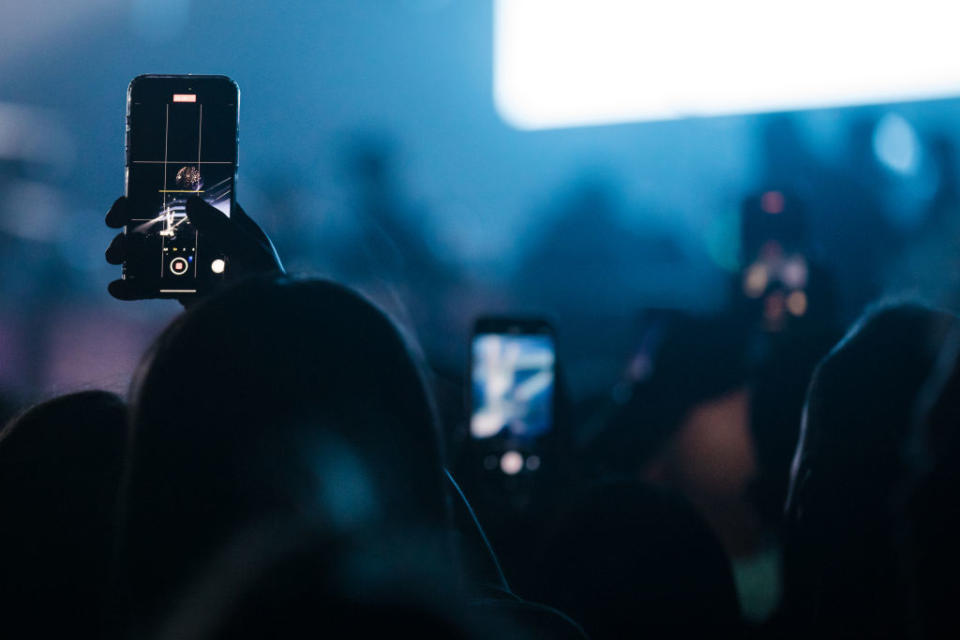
494,0,960,129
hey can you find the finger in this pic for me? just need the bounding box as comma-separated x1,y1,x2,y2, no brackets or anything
185,197,243,254
108,279,149,301
105,232,126,265
231,202,268,245
232,202,284,272
105,196,130,229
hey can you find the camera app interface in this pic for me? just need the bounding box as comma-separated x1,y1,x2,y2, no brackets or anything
127,85,236,293
471,333,555,440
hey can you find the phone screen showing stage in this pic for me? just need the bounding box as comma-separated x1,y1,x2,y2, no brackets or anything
470,333,555,440
125,76,237,295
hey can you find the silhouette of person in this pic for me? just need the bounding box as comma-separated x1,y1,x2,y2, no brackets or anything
896,316,960,639
783,302,960,638
0,390,127,636
534,481,743,639
118,276,451,629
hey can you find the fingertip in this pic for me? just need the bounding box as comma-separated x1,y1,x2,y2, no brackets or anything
108,279,130,300
105,233,125,265
186,197,235,246
185,196,216,225
105,196,129,228
185,195,213,215
108,279,145,301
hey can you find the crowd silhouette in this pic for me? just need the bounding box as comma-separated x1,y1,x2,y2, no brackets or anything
1,184,960,639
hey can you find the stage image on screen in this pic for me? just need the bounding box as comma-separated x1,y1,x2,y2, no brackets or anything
471,333,555,440
126,87,236,292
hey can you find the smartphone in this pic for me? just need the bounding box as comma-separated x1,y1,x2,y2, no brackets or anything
470,317,556,443
124,74,239,297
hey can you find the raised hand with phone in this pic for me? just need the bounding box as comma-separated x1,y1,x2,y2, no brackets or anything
105,195,283,302
105,74,282,305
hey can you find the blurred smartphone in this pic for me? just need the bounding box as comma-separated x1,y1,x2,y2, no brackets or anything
470,317,555,444
124,74,239,297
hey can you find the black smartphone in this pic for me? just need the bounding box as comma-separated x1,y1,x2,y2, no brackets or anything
469,317,556,449
124,74,239,297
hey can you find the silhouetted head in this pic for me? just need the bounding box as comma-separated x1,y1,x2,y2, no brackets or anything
897,321,960,639
158,517,588,640
0,390,127,635
122,276,449,623
587,313,751,478
784,302,959,637
535,481,742,639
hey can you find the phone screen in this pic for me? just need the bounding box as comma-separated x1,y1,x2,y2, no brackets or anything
470,331,555,440
125,75,238,296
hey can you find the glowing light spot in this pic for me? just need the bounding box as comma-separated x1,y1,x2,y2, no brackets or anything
471,412,504,439
781,256,808,289
760,241,783,260
764,291,786,324
744,263,769,298
500,450,524,475
787,290,808,316
873,113,920,175
211,258,226,274
761,191,785,214
526,455,541,471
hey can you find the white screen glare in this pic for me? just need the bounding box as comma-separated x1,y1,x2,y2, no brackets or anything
494,0,960,129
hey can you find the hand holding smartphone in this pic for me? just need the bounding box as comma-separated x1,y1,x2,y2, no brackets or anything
105,74,282,303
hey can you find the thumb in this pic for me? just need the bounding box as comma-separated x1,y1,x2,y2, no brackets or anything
185,197,242,254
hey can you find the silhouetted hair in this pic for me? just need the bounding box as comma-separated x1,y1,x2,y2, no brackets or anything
121,276,450,624
535,481,742,639
899,320,960,639
783,302,960,638
0,390,127,636
156,522,479,640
